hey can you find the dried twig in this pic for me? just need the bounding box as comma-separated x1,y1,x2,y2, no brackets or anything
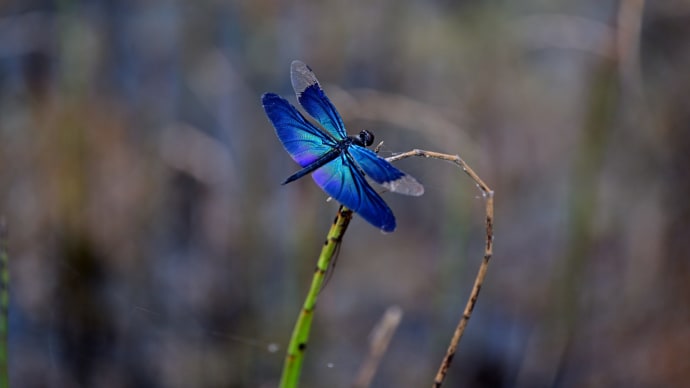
353,306,404,388
385,149,494,388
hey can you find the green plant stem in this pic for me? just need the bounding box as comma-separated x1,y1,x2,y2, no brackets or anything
0,218,8,388
280,206,353,388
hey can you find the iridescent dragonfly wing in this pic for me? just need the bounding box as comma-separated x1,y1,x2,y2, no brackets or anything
264,61,423,232
291,60,347,140
348,145,424,196
262,92,337,168
312,153,396,232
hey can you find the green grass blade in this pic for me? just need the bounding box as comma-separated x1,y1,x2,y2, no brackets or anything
280,206,353,388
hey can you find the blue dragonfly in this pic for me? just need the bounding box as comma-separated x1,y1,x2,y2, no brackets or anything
261,61,424,232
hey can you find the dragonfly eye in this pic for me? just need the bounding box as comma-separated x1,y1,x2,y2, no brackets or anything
358,130,375,147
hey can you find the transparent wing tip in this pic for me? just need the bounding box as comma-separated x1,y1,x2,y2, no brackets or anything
383,175,424,196
290,60,318,95
291,60,307,69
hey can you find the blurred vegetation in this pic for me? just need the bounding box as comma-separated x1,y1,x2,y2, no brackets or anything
1,1,689,387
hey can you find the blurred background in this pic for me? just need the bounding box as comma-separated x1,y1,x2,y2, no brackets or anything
1,0,689,387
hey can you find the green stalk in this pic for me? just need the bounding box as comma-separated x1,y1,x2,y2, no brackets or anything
280,206,353,388
0,218,8,388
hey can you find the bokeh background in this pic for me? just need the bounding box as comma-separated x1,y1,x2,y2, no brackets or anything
1,1,689,387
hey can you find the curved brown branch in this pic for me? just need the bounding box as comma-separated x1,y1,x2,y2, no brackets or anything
385,150,494,388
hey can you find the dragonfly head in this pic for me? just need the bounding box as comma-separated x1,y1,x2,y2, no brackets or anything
353,130,375,148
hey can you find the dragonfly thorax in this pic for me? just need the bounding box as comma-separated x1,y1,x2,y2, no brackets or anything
350,130,375,148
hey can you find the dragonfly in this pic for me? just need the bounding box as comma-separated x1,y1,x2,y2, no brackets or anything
261,60,424,232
